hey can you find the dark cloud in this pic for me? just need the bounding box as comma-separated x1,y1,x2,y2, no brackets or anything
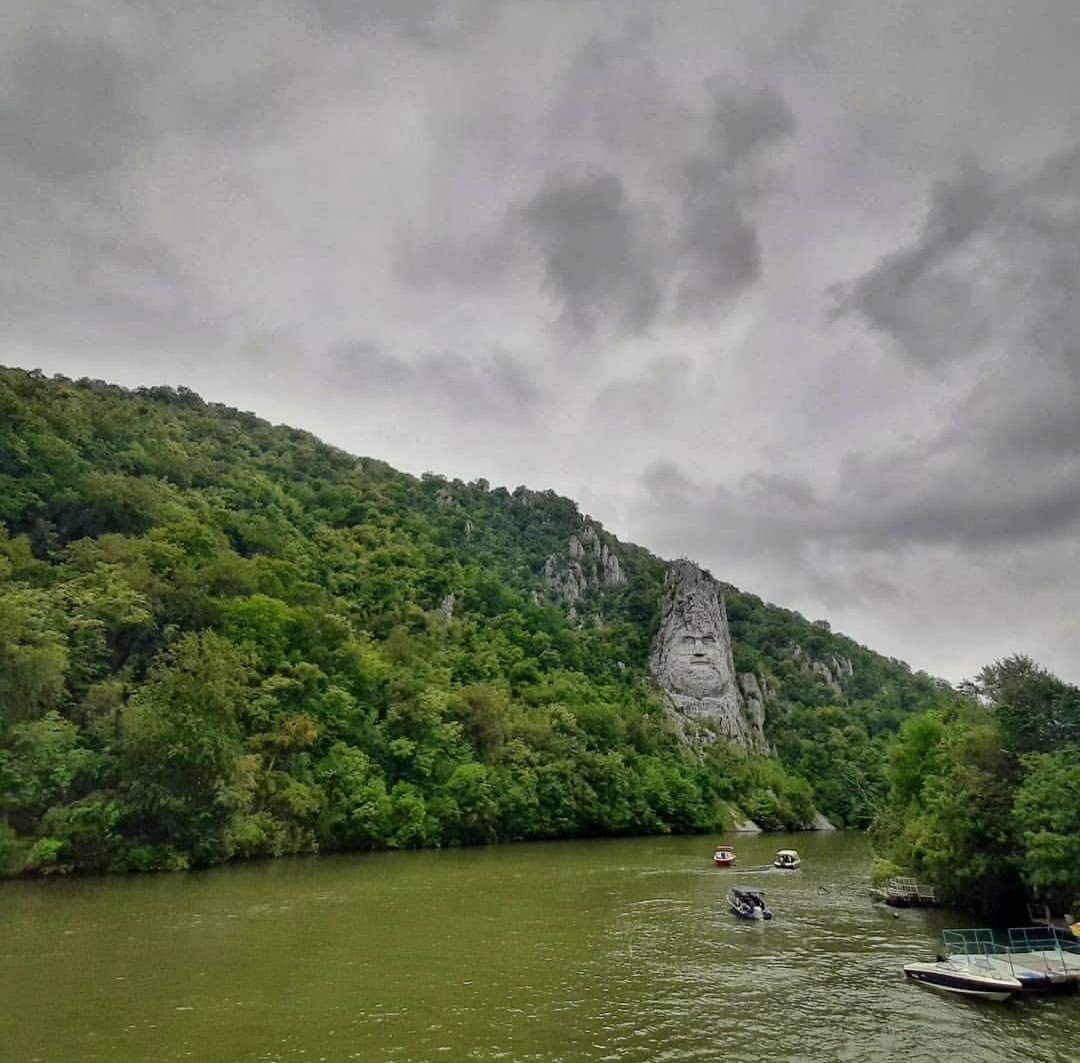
676,166,761,310
393,228,518,290
331,341,541,419
674,82,795,313
313,0,499,45
705,80,796,164
1,31,146,182
548,18,690,161
639,414,1080,569
524,171,661,336
522,80,794,332
589,357,696,429
0,157,224,346
838,147,1080,368
817,140,1080,569
0,3,313,347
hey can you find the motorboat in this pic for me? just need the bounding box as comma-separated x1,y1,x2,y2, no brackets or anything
773,849,800,869
727,887,772,920
713,845,735,868
904,928,1077,1001
903,958,1021,1001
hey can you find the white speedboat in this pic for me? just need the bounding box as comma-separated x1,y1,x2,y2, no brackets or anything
773,849,800,869
905,927,1076,1001
903,958,1020,1001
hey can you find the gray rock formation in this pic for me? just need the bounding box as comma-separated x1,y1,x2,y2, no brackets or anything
542,524,624,605
810,811,837,831
438,593,455,620
738,672,767,737
579,526,625,586
543,554,588,603
812,660,843,697
651,561,767,752
732,815,763,833
790,643,854,695
830,654,854,678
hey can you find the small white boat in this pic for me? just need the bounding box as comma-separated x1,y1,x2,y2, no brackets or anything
903,959,1020,1001
904,927,1076,1001
773,849,800,869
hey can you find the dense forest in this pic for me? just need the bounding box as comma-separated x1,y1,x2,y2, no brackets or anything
0,367,965,876
872,655,1080,918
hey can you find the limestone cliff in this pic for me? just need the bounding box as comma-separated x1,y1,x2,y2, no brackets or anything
542,524,625,605
790,643,854,696
650,560,768,753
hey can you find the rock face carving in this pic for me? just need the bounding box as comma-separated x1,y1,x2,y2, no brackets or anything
651,561,767,752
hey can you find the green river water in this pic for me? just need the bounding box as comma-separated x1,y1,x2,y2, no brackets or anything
2,831,1076,1062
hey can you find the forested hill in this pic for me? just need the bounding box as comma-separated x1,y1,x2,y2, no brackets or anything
0,367,957,876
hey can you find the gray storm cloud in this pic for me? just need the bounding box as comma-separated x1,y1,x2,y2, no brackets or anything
3,0,1080,682
676,82,795,313
524,172,662,336
838,149,1080,371
332,341,541,420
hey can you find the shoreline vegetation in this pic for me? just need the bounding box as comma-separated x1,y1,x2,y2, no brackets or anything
871,655,1079,920
1,367,1076,919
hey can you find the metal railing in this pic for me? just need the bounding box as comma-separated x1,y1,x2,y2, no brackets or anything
941,928,1080,984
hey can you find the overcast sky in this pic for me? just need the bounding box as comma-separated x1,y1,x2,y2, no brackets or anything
4,1,1080,683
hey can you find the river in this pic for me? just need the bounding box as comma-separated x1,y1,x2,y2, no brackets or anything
1,832,1076,1062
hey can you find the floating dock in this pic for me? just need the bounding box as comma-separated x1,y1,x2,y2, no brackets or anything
940,928,1079,995
1005,926,1080,987
872,876,939,908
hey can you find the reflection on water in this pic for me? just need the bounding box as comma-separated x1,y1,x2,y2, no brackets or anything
1,833,1076,1062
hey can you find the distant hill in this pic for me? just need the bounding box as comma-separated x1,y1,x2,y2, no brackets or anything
0,367,958,875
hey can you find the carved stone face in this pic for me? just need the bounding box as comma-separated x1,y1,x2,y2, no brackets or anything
650,559,767,752
665,620,730,697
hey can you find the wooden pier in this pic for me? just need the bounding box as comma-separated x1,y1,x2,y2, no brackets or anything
871,876,939,908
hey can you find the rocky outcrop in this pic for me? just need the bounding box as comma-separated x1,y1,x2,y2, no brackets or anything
738,672,766,737
542,524,625,605
809,811,837,831
543,554,588,604
830,654,854,678
812,660,842,697
651,560,768,753
791,644,854,696
732,815,763,833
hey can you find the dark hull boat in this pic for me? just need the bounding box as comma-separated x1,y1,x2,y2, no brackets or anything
904,928,1079,1001
727,887,772,920
903,960,1020,1001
